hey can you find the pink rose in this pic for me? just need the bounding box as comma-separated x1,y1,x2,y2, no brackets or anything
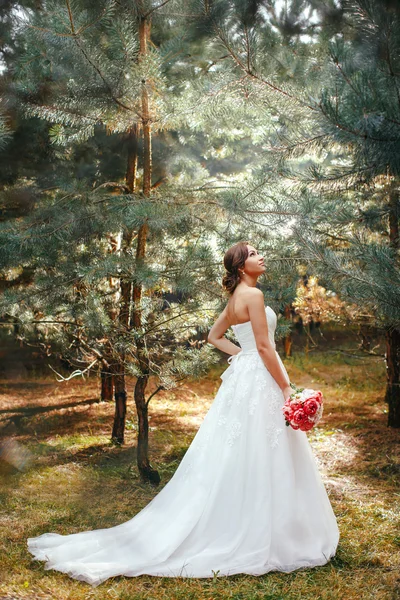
293,409,307,425
303,398,319,416
306,390,323,403
283,405,294,420
290,401,303,412
301,420,314,431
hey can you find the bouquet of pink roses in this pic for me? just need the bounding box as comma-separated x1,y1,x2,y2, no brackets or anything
282,385,323,432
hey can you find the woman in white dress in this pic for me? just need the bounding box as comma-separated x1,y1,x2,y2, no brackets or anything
27,241,340,587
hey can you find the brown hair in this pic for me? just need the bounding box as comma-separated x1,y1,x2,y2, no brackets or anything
222,241,250,295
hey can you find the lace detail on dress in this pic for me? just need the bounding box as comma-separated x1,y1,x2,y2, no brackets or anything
222,373,238,408
217,414,228,427
248,372,268,415
266,387,284,416
248,395,260,416
242,354,265,371
234,377,250,406
266,421,283,449
227,420,242,447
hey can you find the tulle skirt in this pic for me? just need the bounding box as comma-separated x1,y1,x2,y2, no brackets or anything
28,351,339,586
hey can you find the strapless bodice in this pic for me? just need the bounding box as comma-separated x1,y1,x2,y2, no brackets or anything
231,305,277,352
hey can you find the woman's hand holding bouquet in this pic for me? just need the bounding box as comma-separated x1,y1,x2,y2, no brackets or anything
282,384,323,432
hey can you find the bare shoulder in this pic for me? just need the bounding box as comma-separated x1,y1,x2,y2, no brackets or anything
245,287,264,304
247,287,263,298
238,287,265,316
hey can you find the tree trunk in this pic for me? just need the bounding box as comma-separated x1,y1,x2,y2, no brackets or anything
111,361,127,443
139,17,152,198
283,304,292,357
101,369,113,401
385,189,400,427
119,127,137,331
130,13,160,484
385,327,400,428
107,227,128,440
126,124,138,193
132,220,160,483
134,372,160,484
110,126,139,435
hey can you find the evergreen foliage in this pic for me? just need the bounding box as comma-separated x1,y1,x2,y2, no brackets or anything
2,0,399,452
190,0,400,425
0,0,307,477
0,109,11,150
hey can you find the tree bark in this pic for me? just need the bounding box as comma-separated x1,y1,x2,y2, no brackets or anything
110,113,139,440
126,124,138,194
101,369,113,401
111,361,127,443
108,122,140,439
119,126,138,332
385,327,400,428
385,188,400,427
106,227,128,440
132,223,160,483
139,17,152,198
283,304,292,357
130,13,160,484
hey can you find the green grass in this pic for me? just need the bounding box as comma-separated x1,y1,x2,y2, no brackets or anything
0,350,399,600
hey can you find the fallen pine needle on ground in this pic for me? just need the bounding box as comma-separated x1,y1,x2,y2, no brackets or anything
0,350,399,600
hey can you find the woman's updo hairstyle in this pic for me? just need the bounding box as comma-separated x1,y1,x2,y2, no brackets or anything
222,241,250,295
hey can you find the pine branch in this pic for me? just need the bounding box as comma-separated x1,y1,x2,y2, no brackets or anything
143,0,174,19
62,0,135,114
145,384,164,406
214,24,317,112
48,359,98,382
384,20,400,108
318,101,398,143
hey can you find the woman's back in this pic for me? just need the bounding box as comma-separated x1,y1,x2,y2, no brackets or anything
225,287,255,325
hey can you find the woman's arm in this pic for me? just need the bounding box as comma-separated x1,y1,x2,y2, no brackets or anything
247,289,292,399
207,309,242,356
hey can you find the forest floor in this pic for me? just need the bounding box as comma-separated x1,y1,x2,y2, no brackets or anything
0,350,399,600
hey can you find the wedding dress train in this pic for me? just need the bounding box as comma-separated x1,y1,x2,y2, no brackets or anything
27,305,340,586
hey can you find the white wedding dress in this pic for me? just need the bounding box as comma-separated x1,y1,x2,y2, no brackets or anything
27,305,340,587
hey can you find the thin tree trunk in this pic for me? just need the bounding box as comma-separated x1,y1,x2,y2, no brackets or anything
110,119,140,438
130,13,160,484
283,304,292,357
101,227,122,417
385,327,400,428
112,361,127,443
385,188,400,427
132,223,160,483
101,369,113,401
119,126,138,331
107,229,128,440
126,124,138,194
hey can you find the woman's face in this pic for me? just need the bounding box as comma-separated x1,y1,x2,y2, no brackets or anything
243,245,265,276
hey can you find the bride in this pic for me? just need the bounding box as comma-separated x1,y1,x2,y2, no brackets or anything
27,241,340,587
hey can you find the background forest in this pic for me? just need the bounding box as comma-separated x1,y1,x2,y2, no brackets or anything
0,1,399,599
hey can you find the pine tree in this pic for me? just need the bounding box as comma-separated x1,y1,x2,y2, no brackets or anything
273,0,400,427
1,0,295,482
177,0,339,350
0,0,224,483
192,0,400,427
